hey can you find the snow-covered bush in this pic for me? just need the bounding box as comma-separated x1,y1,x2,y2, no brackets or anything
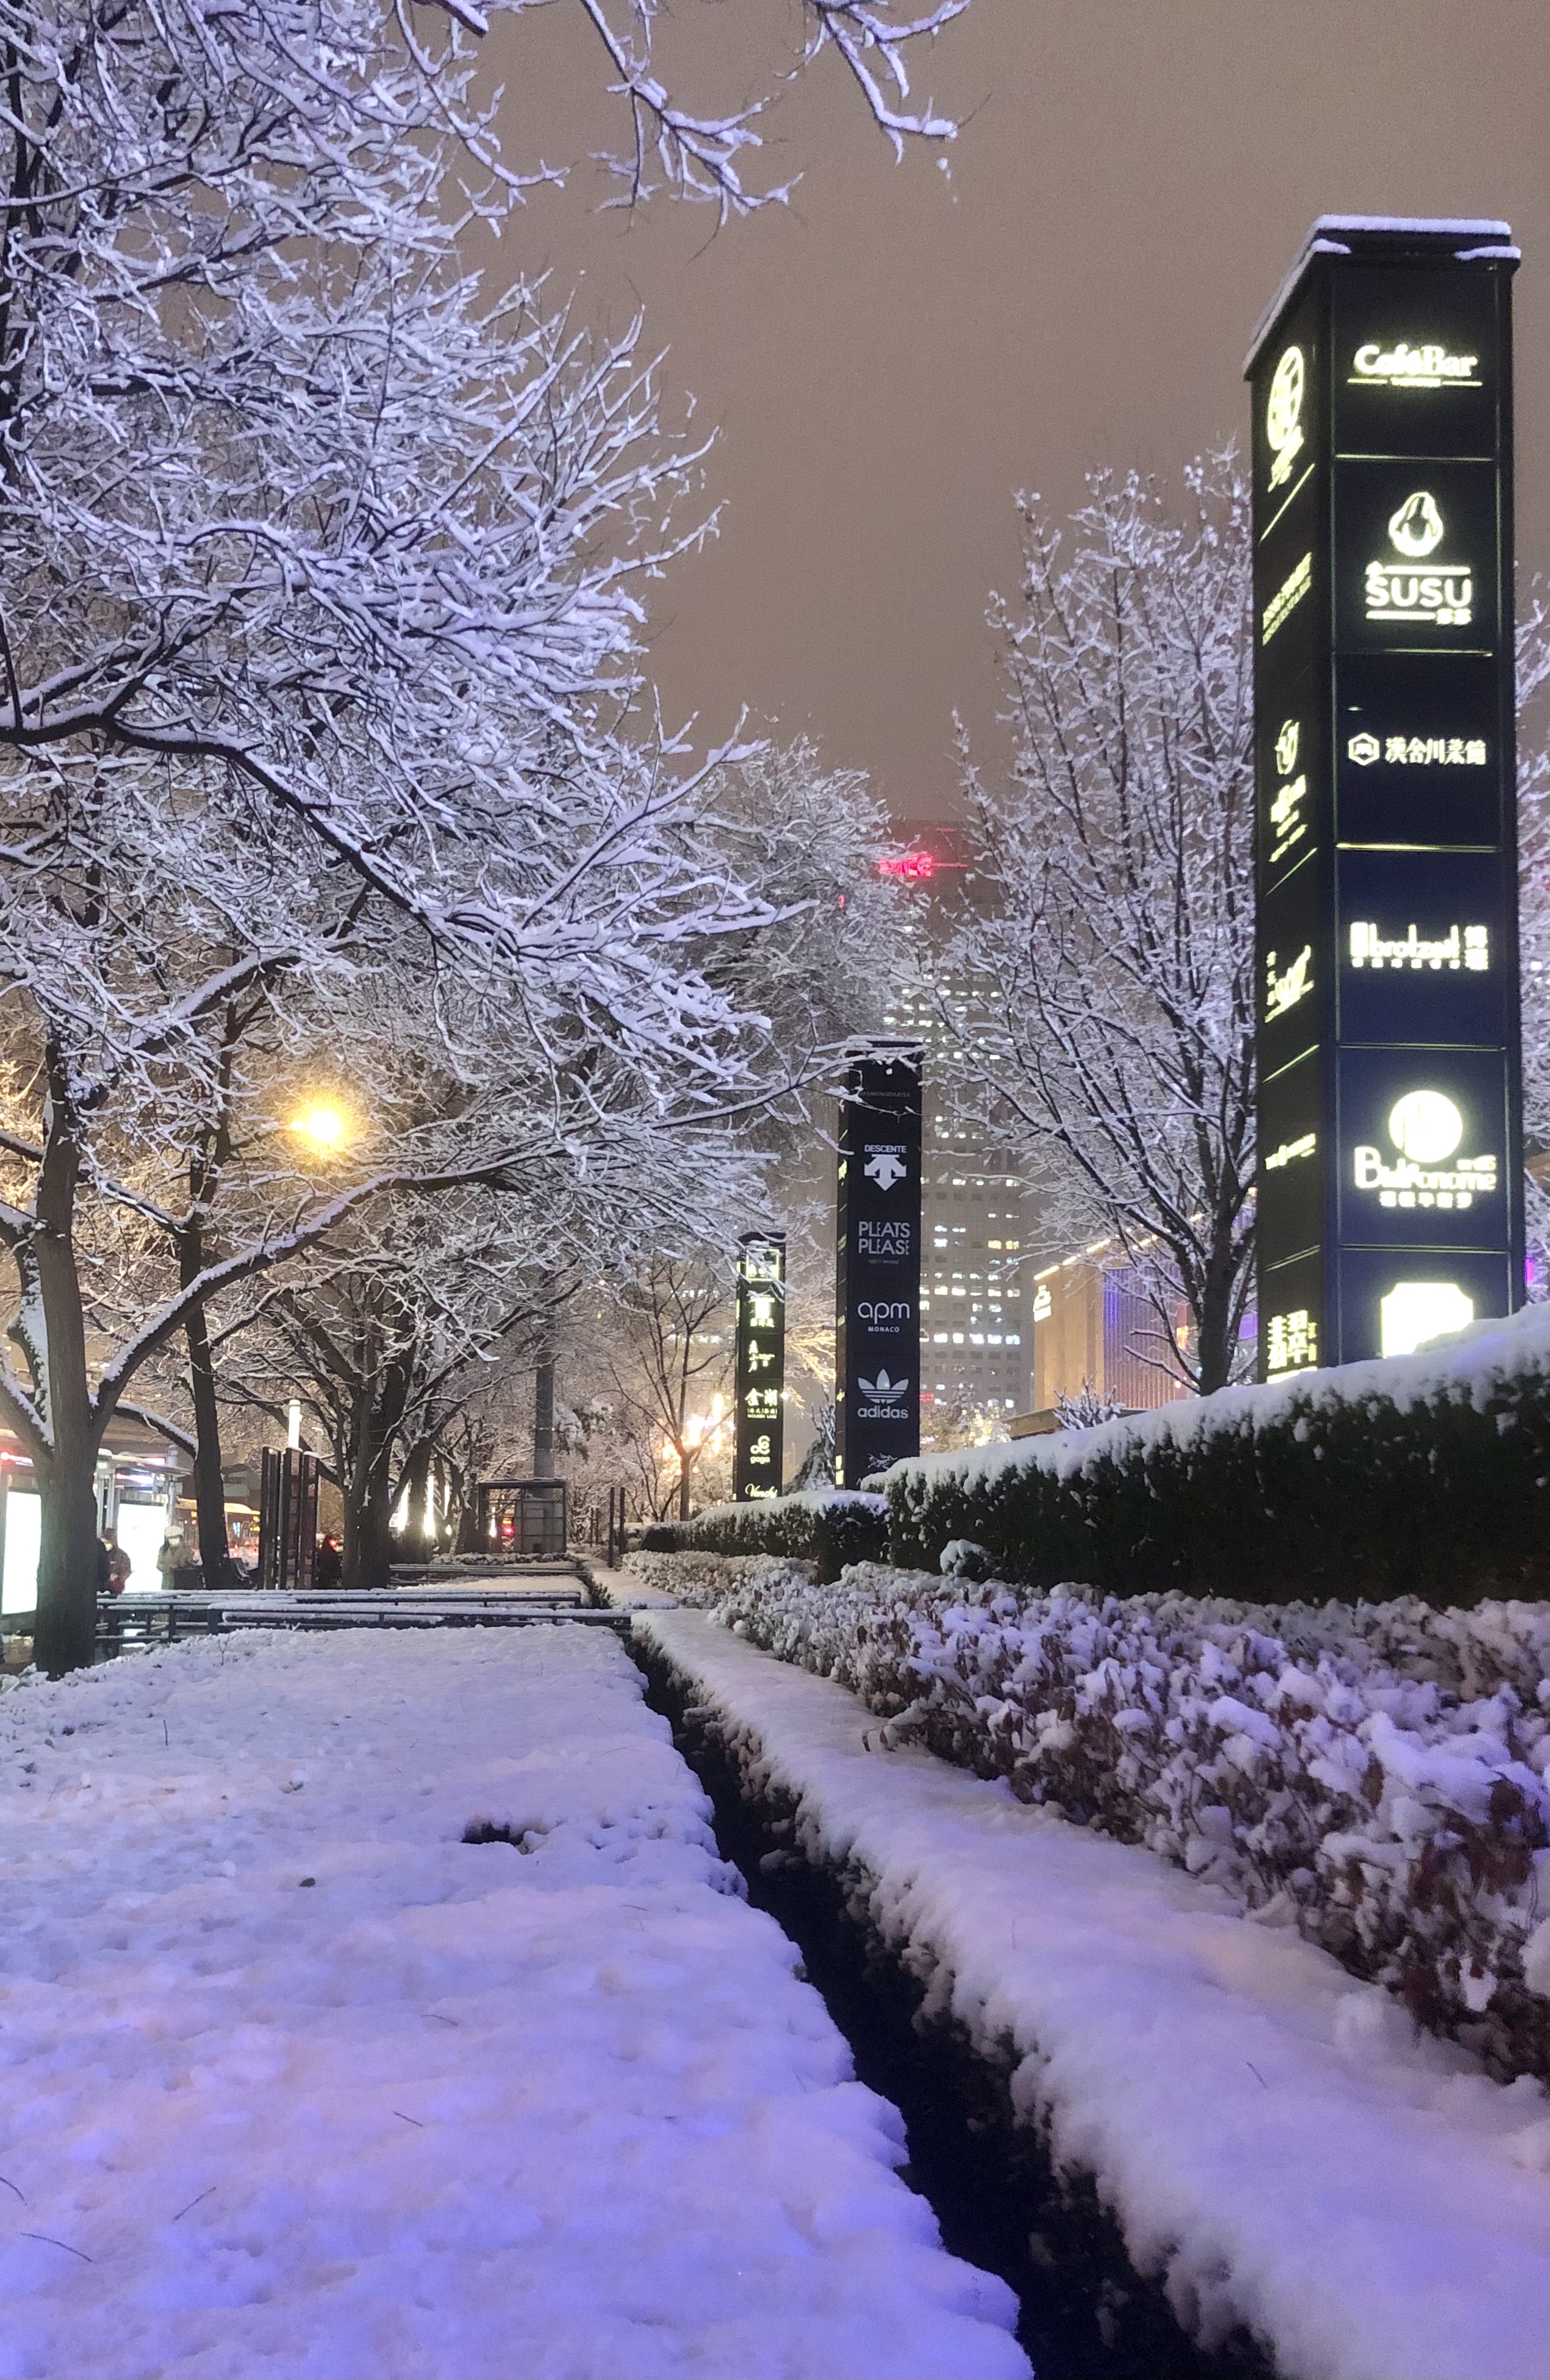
883,1309,1550,1608
646,1551,1550,2079
645,1491,888,1581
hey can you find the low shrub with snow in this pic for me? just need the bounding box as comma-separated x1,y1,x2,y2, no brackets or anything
642,1490,888,1581
883,1307,1550,1607
642,1551,1550,2080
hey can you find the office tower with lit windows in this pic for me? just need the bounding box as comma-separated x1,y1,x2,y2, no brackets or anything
878,830,1030,1423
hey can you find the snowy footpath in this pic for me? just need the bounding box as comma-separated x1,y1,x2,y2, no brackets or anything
637,1611,1550,2380
0,1628,1026,2380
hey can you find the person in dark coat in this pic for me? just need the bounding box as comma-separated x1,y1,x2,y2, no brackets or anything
315,1535,343,1589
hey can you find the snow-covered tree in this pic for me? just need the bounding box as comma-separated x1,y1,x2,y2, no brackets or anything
598,1259,734,1523
688,740,904,1076
0,1,965,1668
222,1201,551,1588
953,455,1257,1396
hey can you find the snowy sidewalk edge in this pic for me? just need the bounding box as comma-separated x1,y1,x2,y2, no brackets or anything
636,1608,1550,2380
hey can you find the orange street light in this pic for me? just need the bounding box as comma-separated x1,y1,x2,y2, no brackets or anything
289,1099,353,1156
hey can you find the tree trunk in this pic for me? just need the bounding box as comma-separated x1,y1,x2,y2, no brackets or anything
184,1292,232,1586
179,1057,239,1589
1194,1227,1246,1396
31,1077,105,1675
453,1469,480,1554
340,1423,396,1590
676,1447,694,1524
346,1461,396,1590
33,1445,101,1677
339,1356,410,1592
396,1439,432,1551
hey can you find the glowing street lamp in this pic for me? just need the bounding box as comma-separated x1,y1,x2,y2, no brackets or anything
289,1099,352,1157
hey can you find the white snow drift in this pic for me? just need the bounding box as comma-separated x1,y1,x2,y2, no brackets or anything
638,1607,1550,2380
0,1628,1025,2380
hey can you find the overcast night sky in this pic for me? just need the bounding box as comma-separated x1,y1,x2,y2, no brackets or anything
480,0,1549,826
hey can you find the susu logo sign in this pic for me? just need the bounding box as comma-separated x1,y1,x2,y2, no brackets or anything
1365,492,1472,627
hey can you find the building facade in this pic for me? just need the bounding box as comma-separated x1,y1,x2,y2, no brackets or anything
1028,1249,1194,1416
879,833,1031,1426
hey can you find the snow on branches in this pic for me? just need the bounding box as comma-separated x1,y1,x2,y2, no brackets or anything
953,454,1257,1395
0,0,936,1665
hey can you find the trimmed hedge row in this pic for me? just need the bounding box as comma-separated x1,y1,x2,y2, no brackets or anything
885,1312,1550,1607
641,1550,1550,2080
641,1489,887,1583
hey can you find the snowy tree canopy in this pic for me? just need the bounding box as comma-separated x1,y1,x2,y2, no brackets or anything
953,455,1257,1397
0,0,949,1667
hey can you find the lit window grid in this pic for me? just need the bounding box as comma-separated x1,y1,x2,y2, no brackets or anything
891,957,1033,1411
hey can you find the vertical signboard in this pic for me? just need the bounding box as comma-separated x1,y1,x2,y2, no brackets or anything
1246,217,1523,1375
734,1232,787,1499
834,1046,922,1486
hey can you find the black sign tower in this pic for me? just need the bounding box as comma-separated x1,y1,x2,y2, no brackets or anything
834,1046,922,1486
734,1232,787,1499
1246,217,1524,1376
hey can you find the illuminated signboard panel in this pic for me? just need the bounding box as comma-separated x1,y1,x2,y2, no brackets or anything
1259,1046,1322,1264
1333,459,1499,656
1246,218,1523,1375
734,1232,787,1500
834,1047,922,1487
1336,654,1501,849
1336,847,1507,1046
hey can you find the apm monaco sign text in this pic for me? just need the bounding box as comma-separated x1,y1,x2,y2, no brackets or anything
834,1047,922,1486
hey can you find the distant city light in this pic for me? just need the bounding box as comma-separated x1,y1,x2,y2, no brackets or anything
878,852,937,880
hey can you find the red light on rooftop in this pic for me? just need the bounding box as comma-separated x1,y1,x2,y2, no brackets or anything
878,851,937,882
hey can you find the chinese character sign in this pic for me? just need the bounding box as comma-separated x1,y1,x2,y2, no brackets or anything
834,1048,922,1487
1246,218,1524,1372
734,1233,786,1500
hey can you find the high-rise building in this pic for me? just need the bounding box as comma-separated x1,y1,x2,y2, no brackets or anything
878,830,1030,1424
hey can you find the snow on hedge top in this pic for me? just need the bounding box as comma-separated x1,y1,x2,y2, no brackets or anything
689,1487,888,1528
878,1304,1549,1497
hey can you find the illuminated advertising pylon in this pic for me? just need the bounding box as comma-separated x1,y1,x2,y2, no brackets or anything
834,1046,922,1486
734,1232,787,1500
1245,217,1524,1373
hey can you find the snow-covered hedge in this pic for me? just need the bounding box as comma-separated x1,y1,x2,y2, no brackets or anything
636,1550,1550,2080
881,1307,1550,1606
642,1490,888,1582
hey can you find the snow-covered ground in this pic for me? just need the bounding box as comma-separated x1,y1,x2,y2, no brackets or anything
639,1610,1550,2380
0,1628,1026,2380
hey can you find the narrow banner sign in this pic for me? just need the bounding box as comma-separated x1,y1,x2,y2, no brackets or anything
734,1232,786,1499
835,1047,922,1486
